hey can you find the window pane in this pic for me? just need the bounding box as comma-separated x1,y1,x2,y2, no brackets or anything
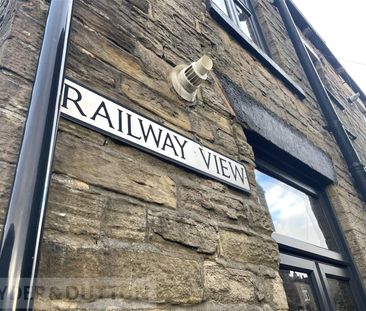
280,269,320,311
212,0,229,16
327,278,357,311
255,170,336,250
234,3,254,40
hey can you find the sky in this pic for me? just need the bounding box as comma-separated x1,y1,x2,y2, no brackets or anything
291,0,366,94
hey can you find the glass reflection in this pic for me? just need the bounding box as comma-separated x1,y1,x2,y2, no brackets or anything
255,170,335,250
280,269,319,311
235,3,253,40
327,278,357,311
212,0,229,15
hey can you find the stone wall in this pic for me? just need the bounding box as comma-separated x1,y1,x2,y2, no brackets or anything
0,0,365,310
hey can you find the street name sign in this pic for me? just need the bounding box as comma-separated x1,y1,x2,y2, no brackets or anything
60,78,250,192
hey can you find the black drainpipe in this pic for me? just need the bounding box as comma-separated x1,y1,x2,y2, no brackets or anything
0,0,74,310
275,0,366,203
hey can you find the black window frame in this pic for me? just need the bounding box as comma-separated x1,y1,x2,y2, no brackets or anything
256,162,344,259
206,0,306,99
248,130,366,310
280,253,328,310
256,162,366,310
224,0,269,51
280,253,359,310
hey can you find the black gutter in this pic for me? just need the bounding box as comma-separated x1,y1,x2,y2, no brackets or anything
0,0,74,310
275,0,366,307
286,0,366,104
275,0,366,203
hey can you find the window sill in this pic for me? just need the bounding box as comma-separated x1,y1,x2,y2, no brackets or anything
207,1,306,99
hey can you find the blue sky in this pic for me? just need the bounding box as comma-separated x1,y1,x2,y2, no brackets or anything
291,0,366,94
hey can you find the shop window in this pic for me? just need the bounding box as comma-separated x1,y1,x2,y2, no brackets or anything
207,0,306,99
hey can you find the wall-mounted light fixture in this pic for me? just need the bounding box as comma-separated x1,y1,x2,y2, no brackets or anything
171,55,213,102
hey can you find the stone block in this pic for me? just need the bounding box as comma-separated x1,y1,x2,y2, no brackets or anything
73,0,136,54
178,301,276,310
179,179,249,222
11,10,44,49
39,243,204,304
46,174,104,239
39,241,101,278
58,119,107,147
0,38,39,80
67,43,117,91
40,240,203,304
17,0,49,24
102,194,146,242
264,273,288,311
54,131,177,209
102,249,204,304
213,128,239,157
0,69,32,113
203,261,256,303
121,76,191,134
219,230,279,269
248,202,275,235
148,209,218,253
189,111,215,142
200,79,236,120
69,19,170,103
143,1,202,61
0,109,25,164
0,0,16,44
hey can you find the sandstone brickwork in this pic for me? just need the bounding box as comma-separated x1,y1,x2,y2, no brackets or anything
0,0,366,310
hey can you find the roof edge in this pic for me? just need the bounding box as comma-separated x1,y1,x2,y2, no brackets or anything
286,0,366,103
